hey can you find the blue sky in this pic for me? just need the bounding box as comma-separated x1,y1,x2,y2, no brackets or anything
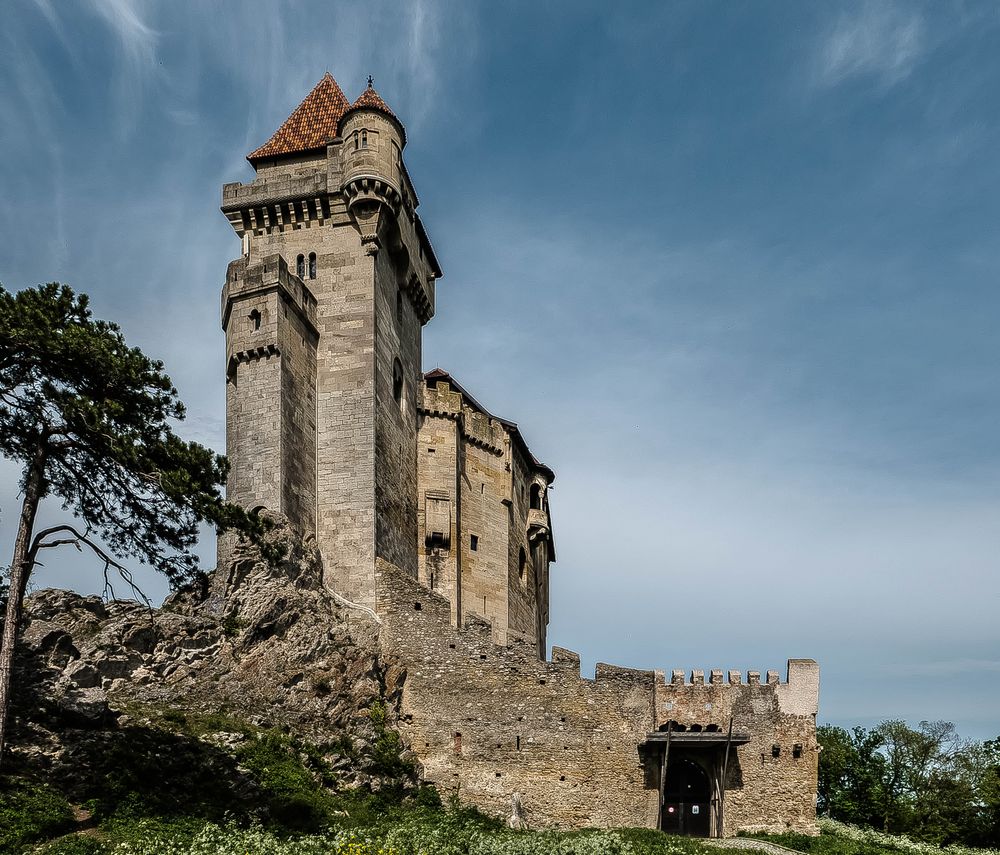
1,0,998,740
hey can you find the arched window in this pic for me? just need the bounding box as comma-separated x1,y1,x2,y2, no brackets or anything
518,547,527,582
308,252,316,279
248,309,261,332
529,484,541,510
353,131,359,151
296,254,305,279
396,290,404,325
361,129,368,148
392,358,404,405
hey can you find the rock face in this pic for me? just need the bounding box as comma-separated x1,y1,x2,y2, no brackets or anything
7,519,406,793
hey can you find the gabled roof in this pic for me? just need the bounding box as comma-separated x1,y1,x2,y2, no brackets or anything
247,72,351,164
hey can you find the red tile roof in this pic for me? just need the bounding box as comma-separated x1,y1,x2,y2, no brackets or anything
350,82,398,122
247,72,350,163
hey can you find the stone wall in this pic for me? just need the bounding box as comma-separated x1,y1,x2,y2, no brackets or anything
416,377,554,649
376,560,658,829
373,227,420,583
221,129,437,610
376,561,818,835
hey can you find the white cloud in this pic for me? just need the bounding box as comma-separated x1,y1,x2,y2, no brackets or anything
84,0,159,134
816,2,926,89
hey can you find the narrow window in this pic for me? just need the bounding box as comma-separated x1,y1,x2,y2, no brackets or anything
361,129,368,148
530,484,541,510
392,358,404,405
248,309,261,332
308,252,316,279
518,547,527,581
354,131,359,151
454,732,462,754
516,736,521,751
296,254,305,279
793,743,803,759
397,290,404,324
470,534,479,552
772,744,781,758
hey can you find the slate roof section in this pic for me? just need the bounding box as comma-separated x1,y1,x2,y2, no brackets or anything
247,72,351,163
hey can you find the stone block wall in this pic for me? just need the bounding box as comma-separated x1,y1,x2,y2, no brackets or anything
416,404,462,625
373,235,420,583
219,254,318,568
376,560,818,835
376,560,658,829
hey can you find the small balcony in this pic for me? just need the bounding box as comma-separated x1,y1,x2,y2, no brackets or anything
527,508,549,535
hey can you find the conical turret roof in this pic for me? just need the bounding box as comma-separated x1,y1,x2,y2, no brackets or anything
247,72,351,163
340,78,405,144
350,80,398,121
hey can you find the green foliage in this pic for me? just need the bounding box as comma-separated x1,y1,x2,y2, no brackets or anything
0,777,74,852
752,818,1000,855
32,837,105,855
818,721,1000,848
220,611,245,639
0,282,273,588
368,699,411,778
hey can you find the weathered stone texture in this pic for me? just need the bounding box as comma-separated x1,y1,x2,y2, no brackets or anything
416,375,554,650
376,562,818,834
208,73,819,837
377,561,658,829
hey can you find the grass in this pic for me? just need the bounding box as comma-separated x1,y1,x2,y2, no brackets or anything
0,700,724,855
748,819,1000,855
14,707,993,855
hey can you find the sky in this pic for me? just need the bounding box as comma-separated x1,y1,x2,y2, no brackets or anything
1,0,999,741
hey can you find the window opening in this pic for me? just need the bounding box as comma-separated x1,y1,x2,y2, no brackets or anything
518,547,527,581
296,254,305,279
308,252,316,279
530,484,541,510
392,358,404,405
470,534,479,552
248,309,261,332
353,131,359,150
361,129,368,148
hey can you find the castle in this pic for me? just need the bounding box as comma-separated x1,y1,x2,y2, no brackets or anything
218,72,819,836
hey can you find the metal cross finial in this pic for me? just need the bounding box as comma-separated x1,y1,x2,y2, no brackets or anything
367,75,374,88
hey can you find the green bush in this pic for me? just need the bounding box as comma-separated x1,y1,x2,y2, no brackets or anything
33,837,106,855
0,777,75,852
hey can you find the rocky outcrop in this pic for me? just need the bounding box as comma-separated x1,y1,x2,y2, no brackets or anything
7,518,410,794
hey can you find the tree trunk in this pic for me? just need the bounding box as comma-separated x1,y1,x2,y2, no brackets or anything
0,441,47,770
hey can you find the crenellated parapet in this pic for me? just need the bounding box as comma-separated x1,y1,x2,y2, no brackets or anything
376,560,817,835
222,254,317,374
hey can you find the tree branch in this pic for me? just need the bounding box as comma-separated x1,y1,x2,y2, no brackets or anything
28,524,152,607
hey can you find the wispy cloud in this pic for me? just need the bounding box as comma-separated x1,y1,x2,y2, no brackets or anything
815,2,926,89
84,0,159,135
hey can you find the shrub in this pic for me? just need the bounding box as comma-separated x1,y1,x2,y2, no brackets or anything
0,777,75,851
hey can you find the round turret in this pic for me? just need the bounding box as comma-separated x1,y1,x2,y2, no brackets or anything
338,80,405,215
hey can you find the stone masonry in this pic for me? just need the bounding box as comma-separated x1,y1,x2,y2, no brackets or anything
217,72,820,836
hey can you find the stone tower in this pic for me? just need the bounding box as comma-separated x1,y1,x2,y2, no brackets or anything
220,74,441,608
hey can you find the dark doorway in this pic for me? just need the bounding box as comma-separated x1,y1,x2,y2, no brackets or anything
661,757,711,836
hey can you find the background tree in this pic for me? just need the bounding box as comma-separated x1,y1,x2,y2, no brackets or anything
817,724,886,827
0,282,267,769
819,720,999,847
